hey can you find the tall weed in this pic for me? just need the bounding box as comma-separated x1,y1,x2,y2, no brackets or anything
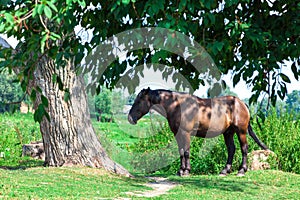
0,113,41,166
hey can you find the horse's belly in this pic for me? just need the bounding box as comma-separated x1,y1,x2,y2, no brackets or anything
194,129,223,138
193,116,230,138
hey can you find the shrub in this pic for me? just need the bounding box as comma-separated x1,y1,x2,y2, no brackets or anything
0,113,41,166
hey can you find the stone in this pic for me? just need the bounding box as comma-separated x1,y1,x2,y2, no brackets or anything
249,150,277,171
22,141,45,160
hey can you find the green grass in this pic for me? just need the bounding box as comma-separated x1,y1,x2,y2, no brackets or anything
0,167,300,199
165,170,300,200
0,113,41,167
0,167,148,199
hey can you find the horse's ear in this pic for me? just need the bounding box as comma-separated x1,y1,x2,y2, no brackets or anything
144,87,150,95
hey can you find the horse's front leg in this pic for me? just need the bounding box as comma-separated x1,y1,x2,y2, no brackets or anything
175,130,191,176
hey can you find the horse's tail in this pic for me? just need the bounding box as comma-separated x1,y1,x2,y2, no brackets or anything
248,123,269,150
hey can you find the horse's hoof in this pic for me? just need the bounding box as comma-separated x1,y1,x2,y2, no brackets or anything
177,169,184,176
183,170,190,176
236,172,245,177
219,169,230,176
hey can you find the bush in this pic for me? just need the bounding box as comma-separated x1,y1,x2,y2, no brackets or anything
0,113,41,166
252,109,300,173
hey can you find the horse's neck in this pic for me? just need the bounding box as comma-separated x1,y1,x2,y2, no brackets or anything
150,90,173,118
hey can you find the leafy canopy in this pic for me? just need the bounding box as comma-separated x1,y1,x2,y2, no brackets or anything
0,0,299,107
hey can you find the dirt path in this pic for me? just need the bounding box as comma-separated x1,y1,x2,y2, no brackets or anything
122,177,179,198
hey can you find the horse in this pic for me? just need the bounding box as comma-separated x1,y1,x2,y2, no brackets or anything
128,87,268,176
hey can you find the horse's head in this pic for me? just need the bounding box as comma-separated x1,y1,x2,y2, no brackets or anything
128,87,152,125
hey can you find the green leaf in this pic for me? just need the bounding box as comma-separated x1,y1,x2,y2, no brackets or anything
64,89,70,102
0,24,5,32
47,1,58,12
56,76,64,90
44,5,52,19
291,62,299,80
52,73,57,83
41,95,49,107
37,4,45,15
4,13,14,25
30,89,36,102
66,0,72,6
122,0,130,4
41,34,48,53
207,13,215,25
279,73,291,83
178,0,186,11
32,6,38,17
78,0,86,7
233,73,240,87
34,104,45,123
215,41,224,51
50,32,61,39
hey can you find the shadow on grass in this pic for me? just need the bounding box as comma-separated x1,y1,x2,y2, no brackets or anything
161,172,270,196
0,157,44,170
173,177,257,192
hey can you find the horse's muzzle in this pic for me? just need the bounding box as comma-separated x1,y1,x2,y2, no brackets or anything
128,114,137,125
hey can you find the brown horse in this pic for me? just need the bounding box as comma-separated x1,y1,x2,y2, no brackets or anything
128,88,268,176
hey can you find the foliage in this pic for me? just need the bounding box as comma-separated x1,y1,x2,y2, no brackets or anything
129,122,178,173
0,113,41,167
0,1,299,124
0,72,24,113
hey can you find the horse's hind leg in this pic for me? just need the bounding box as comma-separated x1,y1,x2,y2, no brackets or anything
175,130,191,176
220,128,235,176
236,130,248,176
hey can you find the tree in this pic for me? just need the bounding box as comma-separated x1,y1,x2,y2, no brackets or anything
0,72,24,112
93,87,125,121
0,0,299,175
286,90,300,113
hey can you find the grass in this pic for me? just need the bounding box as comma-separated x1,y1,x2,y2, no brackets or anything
0,167,148,199
165,170,300,200
1,167,300,199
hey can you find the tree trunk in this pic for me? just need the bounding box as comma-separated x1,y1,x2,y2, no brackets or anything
35,56,129,175
2,37,130,176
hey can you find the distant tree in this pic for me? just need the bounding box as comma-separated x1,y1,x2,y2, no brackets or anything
93,87,125,121
111,90,125,115
221,86,238,97
286,90,300,113
126,94,137,106
0,72,24,112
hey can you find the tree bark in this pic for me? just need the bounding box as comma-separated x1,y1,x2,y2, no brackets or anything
0,37,130,176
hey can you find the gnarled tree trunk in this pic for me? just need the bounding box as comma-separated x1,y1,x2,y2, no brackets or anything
35,56,130,176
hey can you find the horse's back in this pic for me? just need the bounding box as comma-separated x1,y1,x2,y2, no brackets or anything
193,95,250,137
